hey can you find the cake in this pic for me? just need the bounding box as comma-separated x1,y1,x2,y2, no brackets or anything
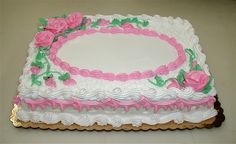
11,12,224,130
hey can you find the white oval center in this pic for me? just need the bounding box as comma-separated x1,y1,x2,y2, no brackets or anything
57,33,178,73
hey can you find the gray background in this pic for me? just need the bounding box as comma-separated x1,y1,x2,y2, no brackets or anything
0,0,236,143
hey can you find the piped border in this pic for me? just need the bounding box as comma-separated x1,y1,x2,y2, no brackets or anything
10,95,225,131
13,95,215,112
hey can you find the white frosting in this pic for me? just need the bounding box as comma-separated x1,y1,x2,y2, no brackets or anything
17,106,217,127
17,14,216,101
58,33,177,73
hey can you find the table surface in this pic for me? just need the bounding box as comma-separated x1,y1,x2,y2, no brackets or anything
0,0,236,143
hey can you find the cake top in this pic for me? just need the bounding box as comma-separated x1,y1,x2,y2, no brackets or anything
17,12,216,101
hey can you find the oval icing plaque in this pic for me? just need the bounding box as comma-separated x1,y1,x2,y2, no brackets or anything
49,28,186,81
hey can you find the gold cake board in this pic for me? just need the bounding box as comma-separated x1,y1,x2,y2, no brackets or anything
10,96,225,131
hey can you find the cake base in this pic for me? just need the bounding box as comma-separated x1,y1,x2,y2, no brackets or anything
10,96,225,131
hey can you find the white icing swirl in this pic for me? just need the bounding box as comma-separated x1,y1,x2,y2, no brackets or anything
17,107,217,127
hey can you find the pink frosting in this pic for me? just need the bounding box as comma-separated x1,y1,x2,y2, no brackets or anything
66,12,83,29
34,31,54,47
30,66,41,74
86,18,92,26
45,18,68,34
45,78,56,88
49,28,186,81
167,79,182,89
14,95,216,112
98,19,110,26
63,78,77,86
121,22,134,29
184,71,209,92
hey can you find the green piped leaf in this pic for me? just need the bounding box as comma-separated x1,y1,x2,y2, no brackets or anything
154,76,167,87
43,71,53,80
91,18,101,28
131,17,138,23
58,73,70,81
37,27,44,32
31,61,44,68
121,18,131,25
61,14,67,18
111,19,121,26
148,76,168,87
202,77,213,94
38,17,47,27
65,28,74,34
185,48,196,67
142,20,149,27
177,69,186,86
60,33,67,37
31,74,41,86
192,64,203,71
36,51,44,61
80,24,86,30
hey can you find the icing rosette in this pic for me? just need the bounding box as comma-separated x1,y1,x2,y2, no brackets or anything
66,12,83,29
34,31,54,47
45,18,68,34
184,70,209,92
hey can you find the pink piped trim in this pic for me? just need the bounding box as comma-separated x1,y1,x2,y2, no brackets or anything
14,95,215,112
49,28,186,81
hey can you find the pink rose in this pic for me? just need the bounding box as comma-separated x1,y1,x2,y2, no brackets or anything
45,18,68,34
30,66,41,74
34,31,54,47
184,70,209,92
45,78,56,88
121,22,134,29
99,19,110,26
66,12,83,29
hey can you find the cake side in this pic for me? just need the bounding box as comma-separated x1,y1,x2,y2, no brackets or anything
13,12,219,129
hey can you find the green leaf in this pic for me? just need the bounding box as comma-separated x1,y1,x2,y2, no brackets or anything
80,24,86,30
131,17,138,23
60,33,67,37
142,20,149,27
176,69,186,86
121,18,131,25
154,76,167,87
38,17,47,27
111,19,121,26
148,76,168,87
192,64,203,71
37,27,44,32
43,72,53,80
31,61,44,68
202,77,213,94
58,73,70,81
36,51,44,61
31,74,42,86
61,14,67,18
65,28,74,34
91,18,101,28
185,48,196,67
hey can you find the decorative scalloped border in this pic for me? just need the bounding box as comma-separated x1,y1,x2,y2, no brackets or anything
49,28,186,81
10,95,225,131
13,95,215,112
